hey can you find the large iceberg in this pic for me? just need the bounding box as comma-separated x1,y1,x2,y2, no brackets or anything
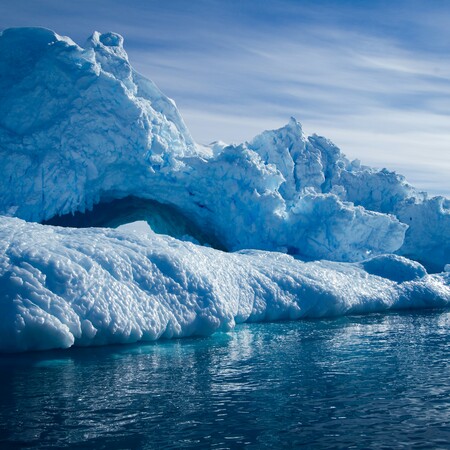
0,28,449,352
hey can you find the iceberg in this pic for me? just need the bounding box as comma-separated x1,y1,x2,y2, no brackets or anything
0,27,449,352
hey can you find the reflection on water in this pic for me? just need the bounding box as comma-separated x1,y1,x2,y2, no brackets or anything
1,311,450,449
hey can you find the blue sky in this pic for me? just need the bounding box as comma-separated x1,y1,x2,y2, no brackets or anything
1,0,449,195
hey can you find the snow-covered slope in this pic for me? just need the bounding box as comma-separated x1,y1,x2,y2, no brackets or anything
1,216,449,353
0,27,449,352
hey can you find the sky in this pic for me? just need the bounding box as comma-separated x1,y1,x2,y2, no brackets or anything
1,0,449,196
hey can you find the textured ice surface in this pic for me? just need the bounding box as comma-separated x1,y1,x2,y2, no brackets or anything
1,217,449,353
0,26,429,264
0,28,449,352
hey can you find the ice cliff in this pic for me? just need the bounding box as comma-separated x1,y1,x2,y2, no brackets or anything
0,28,449,352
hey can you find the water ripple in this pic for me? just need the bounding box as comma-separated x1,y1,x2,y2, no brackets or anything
1,310,450,448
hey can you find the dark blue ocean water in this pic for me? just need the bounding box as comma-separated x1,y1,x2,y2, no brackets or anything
1,311,450,449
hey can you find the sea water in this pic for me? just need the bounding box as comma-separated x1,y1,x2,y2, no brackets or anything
1,310,450,449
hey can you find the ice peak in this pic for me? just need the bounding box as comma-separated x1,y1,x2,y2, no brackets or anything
248,117,305,150
86,31,128,61
94,31,124,48
287,116,303,133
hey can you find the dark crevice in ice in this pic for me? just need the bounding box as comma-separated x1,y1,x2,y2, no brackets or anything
43,196,227,251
